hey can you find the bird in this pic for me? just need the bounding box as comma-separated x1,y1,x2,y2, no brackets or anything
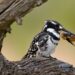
24,20,75,59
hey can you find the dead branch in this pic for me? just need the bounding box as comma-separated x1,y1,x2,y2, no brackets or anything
0,0,47,52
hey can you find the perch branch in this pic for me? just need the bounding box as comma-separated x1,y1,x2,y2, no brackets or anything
0,57,75,75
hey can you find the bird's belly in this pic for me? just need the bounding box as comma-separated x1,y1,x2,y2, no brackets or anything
41,39,57,57
37,37,58,58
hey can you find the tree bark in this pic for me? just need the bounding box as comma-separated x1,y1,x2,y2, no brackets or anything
0,57,75,75
0,0,47,52
0,0,75,75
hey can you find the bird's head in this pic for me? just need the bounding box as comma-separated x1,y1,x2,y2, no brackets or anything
43,20,75,45
43,20,63,33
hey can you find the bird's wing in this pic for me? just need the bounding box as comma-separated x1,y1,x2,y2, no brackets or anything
25,36,38,58
25,32,49,58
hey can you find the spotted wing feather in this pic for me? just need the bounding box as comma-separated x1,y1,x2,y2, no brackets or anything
25,32,49,58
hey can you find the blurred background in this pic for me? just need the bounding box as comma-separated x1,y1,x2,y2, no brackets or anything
2,0,75,66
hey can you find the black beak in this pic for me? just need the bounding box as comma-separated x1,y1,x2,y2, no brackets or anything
61,28,75,46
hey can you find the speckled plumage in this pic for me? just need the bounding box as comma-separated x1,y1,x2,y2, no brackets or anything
25,20,75,59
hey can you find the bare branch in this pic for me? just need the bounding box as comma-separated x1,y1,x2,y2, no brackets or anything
0,0,47,52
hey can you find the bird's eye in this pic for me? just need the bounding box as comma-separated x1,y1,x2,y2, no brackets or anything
54,25,59,30
56,25,59,28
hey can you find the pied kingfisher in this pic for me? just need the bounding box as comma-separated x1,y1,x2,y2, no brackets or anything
24,20,75,59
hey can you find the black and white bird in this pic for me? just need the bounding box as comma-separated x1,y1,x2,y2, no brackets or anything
24,20,75,59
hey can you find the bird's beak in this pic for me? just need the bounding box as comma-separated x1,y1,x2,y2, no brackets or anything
61,28,75,46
